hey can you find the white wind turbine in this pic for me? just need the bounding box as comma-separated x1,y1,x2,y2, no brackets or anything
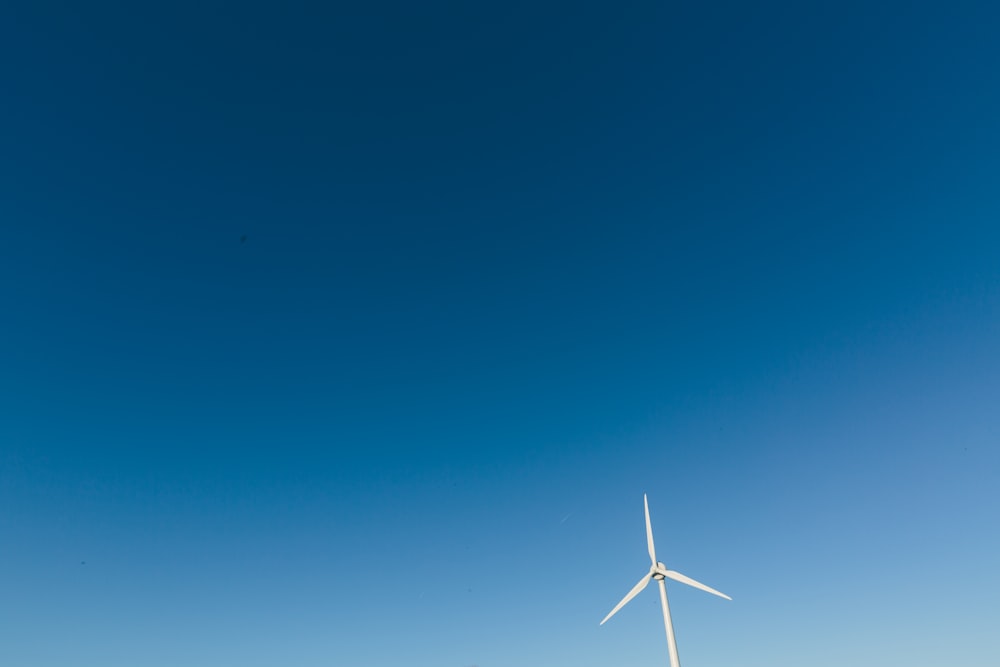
600,494,731,667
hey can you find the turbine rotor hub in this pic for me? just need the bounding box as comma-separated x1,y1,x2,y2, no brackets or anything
652,562,667,580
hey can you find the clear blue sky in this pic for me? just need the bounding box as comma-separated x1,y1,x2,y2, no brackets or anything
2,2,998,666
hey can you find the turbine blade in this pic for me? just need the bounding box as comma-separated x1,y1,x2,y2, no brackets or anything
663,569,732,601
644,494,656,566
600,573,652,625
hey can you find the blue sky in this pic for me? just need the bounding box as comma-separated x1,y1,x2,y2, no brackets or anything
1,2,999,666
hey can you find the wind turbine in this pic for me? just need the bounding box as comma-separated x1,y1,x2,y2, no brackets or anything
600,494,731,667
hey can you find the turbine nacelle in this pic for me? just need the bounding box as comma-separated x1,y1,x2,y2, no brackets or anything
652,562,668,580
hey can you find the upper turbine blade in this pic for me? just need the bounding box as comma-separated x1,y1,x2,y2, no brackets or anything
644,494,656,565
663,569,732,600
600,572,652,625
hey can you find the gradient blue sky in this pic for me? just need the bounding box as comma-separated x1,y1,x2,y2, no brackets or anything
2,2,999,666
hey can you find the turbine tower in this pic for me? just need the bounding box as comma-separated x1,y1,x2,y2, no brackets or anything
600,494,730,667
